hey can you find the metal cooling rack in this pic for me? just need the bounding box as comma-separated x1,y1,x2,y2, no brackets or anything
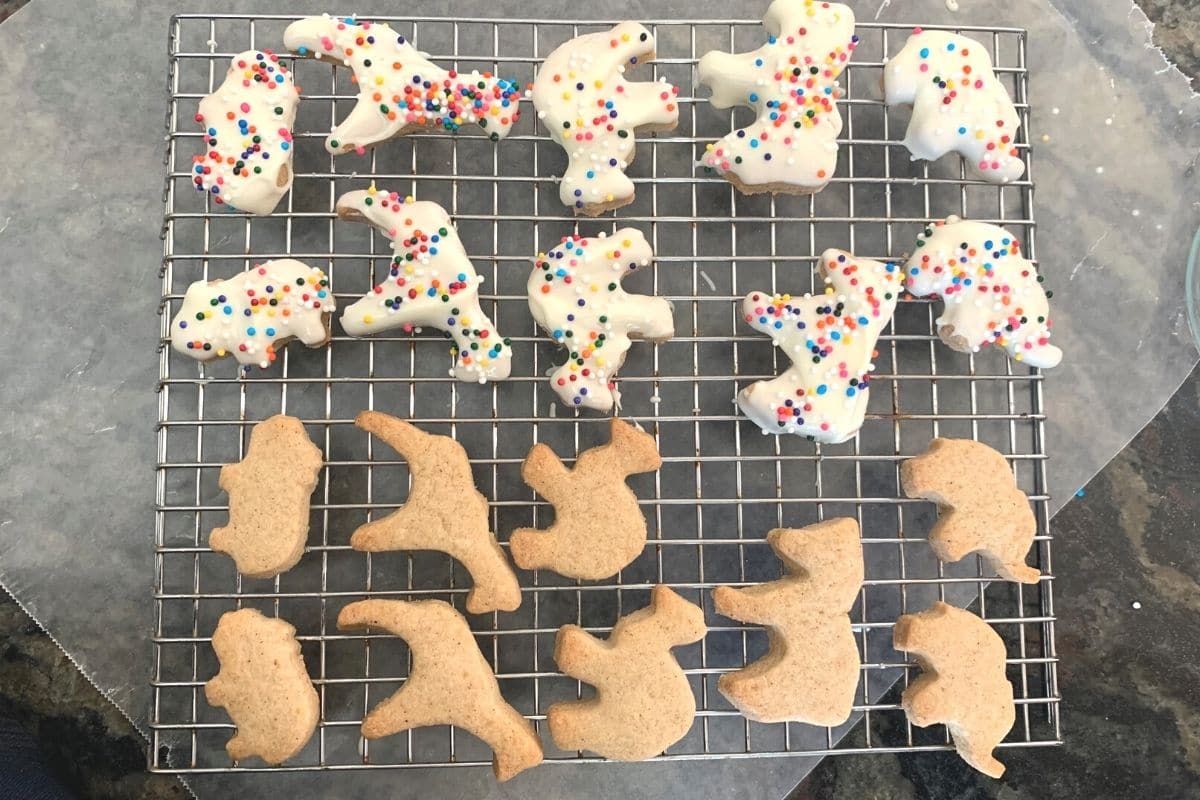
152,13,1060,775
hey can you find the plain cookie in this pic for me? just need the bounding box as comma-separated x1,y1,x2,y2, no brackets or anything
548,585,706,761
712,518,863,725
338,599,543,781
893,601,1015,778
210,415,322,579
205,609,320,765
510,418,661,580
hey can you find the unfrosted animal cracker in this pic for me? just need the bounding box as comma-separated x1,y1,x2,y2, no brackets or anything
530,22,679,214
170,260,334,370
205,609,320,765
548,585,706,760
210,415,322,579
901,438,1040,584
510,418,661,580
712,518,863,725
893,601,1015,778
350,411,521,614
338,599,543,781
283,14,522,153
698,0,857,195
194,50,299,214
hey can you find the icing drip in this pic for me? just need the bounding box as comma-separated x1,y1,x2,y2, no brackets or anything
529,229,673,411
698,0,857,193
904,216,1060,368
171,260,334,369
884,29,1024,183
193,50,299,214
530,22,679,213
738,250,901,443
283,15,522,153
337,188,512,383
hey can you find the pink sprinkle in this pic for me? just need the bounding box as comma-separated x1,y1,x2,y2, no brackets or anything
240,102,251,113
321,36,334,51
355,146,366,155
919,63,929,72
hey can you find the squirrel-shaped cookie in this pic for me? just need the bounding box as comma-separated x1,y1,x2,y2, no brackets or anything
350,411,521,614
712,518,863,725
338,599,543,781
902,438,1040,584
893,601,1015,778
510,418,661,580
210,415,322,579
548,585,706,760
205,609,319,765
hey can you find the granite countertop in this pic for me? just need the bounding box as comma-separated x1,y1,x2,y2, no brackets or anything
1,1,1197,798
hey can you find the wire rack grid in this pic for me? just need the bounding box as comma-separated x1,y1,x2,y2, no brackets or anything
152,13,1060,774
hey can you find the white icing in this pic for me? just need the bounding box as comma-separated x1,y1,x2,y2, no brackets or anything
529,22,679,213
738,250,901,443
884,29,1024,183
283,15,522,154
171,260,334,369
698,0,857,193
337,188,512,383
194,50,299,215
528,229,673,411
904,216,1060,368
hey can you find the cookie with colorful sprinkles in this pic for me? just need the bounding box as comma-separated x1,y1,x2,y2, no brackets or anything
530,22,680,215
337,187,513,384
283,14,522,154
170,259,335,370
698,0,858,195
193,50,299,214
884,28,1025,183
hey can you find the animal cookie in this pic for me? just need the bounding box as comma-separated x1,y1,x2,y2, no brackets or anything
283,15,522,153
893,601,1015,778
904,216,1060,368
698,0,858,195
530,22,679,214
338,599,543,781
739,249,901,443
350,411,521,614
210,415,323,579
884,28,1024,183
170,260,334,370
901,438,1040,583
548,585,706,761
338,187,512,383
205,609,319,765
529,229,673,411
194,50,300,214
712,518,863,725
510,418,661,580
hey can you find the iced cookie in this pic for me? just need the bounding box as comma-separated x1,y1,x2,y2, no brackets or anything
170,260,334,370
530,22,679,214
210,415,323,579
529,229,673,411
712,518,863,725
904,216,1060,368
205,609,320,765
510,418,661,580
884,29,1024,183
337,187,512,383
283,15,521,153
902,438,1040,584
893,601,1015,778
193,50,300,214
350,411,521,614
338,599,543,781
739,250,901,443
548,585,706,761
698,0,857,195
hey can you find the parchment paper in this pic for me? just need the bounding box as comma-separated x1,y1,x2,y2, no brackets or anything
0,0,1197,798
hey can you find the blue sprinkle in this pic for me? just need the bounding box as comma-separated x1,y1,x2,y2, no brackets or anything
920,47,930,58
816,385,828,396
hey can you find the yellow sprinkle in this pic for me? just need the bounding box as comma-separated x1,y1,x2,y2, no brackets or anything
605,194,614,201
404,194,415,203
562,91,572,101
363,314,374,324
375,75,384,85
216,348,226,356
622,239,632,247
267,309,276,317
367,182,378,194
621,33,630,42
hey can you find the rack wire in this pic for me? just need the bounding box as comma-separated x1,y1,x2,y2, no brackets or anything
152,13,1060,774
